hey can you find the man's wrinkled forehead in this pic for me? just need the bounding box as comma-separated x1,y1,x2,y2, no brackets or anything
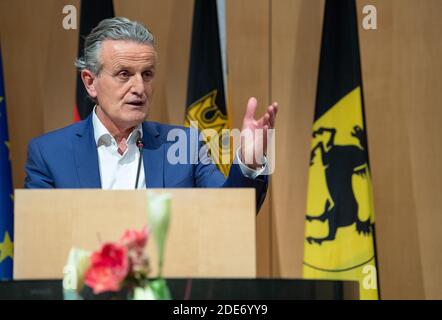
100,40,158,70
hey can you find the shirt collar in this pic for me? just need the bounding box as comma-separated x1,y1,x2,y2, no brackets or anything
92,106,143,147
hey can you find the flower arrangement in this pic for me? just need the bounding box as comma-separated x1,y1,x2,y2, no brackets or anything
63,192,171,300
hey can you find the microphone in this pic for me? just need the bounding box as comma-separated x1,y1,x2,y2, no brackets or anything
134,138,144,189
136,138,144,150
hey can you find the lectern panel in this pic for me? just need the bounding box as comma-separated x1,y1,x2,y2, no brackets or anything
14,189,256,279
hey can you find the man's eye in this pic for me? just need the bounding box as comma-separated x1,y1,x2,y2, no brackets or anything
118,71,130,78
142,71,154,81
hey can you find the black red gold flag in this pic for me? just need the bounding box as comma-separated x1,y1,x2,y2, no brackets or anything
74,0,114,121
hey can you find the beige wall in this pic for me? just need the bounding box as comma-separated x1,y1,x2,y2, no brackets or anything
1,0,441,299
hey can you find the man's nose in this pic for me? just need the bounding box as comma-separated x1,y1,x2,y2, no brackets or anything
130,74,145,96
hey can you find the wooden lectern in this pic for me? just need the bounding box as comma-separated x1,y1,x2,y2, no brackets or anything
13,189,256,280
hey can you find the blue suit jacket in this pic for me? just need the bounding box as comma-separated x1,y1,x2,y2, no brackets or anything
25,114,268,211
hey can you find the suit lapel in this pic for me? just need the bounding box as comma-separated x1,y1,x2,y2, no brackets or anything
73,114,102,188
72,117,165,188
142,122,164,187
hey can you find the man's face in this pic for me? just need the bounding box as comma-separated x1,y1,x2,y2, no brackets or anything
85,40,157,129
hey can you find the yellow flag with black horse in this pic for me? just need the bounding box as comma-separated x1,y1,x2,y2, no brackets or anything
303,0,379,300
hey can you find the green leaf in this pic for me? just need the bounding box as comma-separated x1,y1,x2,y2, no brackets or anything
149,278,172,300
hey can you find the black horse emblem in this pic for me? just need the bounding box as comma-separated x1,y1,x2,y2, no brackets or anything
306,126,373,245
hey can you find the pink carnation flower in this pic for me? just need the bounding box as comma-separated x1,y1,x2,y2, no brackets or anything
84,243,129,294
119,227,148,254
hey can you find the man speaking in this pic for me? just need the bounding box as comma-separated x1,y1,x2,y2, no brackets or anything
24,17,278,211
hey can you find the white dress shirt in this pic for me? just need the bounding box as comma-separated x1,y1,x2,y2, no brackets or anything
93,109,146,189
92,109,267,190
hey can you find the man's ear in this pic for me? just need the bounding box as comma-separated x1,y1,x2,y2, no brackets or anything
81,69,98,98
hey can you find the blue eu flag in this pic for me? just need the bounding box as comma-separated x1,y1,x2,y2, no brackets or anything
0,47,13,280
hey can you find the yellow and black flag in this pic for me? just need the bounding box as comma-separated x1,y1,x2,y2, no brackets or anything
303,0,379,300
185,0,231,176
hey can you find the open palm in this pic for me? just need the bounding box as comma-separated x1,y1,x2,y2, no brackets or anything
240,97,278,169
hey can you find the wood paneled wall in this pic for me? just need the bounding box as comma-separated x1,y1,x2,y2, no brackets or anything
1,0,441,299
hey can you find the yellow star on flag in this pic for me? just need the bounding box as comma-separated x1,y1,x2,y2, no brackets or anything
0,231,13,263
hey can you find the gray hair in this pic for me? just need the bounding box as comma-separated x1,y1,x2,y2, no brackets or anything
75,17,156,75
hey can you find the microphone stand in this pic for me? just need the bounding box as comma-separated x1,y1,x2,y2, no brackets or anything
134,139,144,189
